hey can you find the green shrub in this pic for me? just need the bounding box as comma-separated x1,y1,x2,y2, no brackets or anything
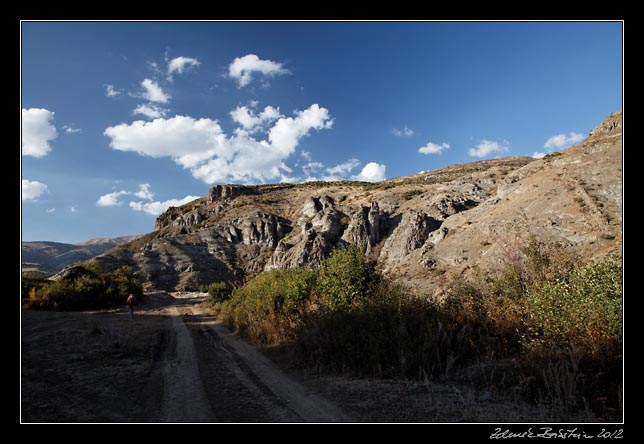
296,283,494,378
81,259,103,275
445,240,620,357
21,273,48,301
439,247,622,417
220,268,316,345
296,289,406,377
522,254,622,356
25,266,142,310
316,243,382,311
220,243,383,344
403,189,423,200
204,282,233,304
103,266,143,306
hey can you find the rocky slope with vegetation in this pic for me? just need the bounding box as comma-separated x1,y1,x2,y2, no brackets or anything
94,111,622,293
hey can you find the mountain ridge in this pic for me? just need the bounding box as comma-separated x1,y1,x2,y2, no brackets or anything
91,111,621,294
22,235,141,275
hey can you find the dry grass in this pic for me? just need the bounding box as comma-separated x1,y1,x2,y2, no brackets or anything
292,372,555,422
21,309,169,422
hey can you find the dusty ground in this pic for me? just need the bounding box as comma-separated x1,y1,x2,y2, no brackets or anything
21,292,349,423
22,292,565,423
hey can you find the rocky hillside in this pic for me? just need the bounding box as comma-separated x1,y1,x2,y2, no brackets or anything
22,236,141,275
95,111,622,293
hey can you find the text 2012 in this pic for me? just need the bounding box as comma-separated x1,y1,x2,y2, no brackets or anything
490,427,623,439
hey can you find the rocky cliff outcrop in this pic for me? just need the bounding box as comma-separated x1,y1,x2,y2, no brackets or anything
208,184,259,202
382,211,442,261
94,111,622,293
266,194,347,269
154,206,205,232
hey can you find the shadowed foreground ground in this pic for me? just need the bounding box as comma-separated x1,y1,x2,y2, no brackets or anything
22,292,564,423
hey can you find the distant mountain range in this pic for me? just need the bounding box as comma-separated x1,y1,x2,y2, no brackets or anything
22,235,141,275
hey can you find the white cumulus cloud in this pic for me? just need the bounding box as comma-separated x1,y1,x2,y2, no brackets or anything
22,179,48,200
104,115,226,167
105,104,333,185
468,139,510,158
392,126,414,137
63,125,81,134
532,151,546,159
22,108,57,157
96,183,159,212
352,162,387,182
302,161,324,177
129,195,200,216
228,54,289,88
418,141,449,155
105,84,121,97
134,183,154,200
139,78,170,103
300,150,312,162
301,158,387,182
46,207,56,213
167,56,200,80
133,103,169,119
97,190,130,207
230,105,283,133
190,135,285,184
268,104,332,155
544,132,585,150
327,158,361,176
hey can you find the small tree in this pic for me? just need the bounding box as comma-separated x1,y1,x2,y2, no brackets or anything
205,282,233,304
317,243,382,311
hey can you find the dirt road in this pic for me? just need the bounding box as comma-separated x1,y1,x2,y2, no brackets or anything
21,291,350,422
152,292,350,422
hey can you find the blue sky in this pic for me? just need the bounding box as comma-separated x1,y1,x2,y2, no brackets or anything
21,21,622,243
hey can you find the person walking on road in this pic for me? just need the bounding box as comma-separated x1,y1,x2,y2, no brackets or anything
126,293,137,319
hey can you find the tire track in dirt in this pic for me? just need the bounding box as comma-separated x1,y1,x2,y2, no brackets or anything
158,305,217,422
159,292,350,423
206,321,351,422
